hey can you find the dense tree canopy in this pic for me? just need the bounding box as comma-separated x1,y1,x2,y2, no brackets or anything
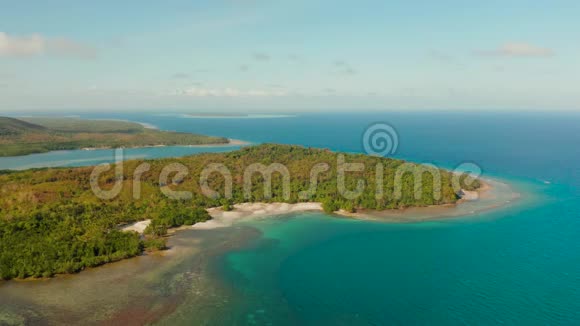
0,144,480,280
0,117,228,156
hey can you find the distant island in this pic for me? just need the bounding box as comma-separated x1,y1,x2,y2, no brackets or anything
0,117,230,157
183,113,296,119
186,112,250,117
0,144,481,280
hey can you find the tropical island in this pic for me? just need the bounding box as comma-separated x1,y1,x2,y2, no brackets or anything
0,116,230,157
0,143,481,280
183,113,296,119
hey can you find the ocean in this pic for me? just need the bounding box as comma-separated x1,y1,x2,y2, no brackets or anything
0,111,579,324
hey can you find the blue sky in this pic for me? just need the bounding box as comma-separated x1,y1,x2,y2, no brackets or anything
0,0,578,112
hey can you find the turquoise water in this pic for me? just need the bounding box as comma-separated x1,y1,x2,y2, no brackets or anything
174,112,579,324
2,112,579,324
0,145,242,170
221,187,578,324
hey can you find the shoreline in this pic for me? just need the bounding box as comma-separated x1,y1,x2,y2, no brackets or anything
181,114,296,119
88,118,160,130
80,138,250,151
0,139,249,158
198,179,504,227
0,176,536,324
18,177,518,287
123,178,513,235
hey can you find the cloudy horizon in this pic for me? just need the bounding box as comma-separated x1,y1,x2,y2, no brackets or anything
1,1,578,112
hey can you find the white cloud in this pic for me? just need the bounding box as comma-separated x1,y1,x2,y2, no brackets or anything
170,87,287,97
333,60,356,75
0,32,97,59
253,52,270,62
0,32,44,56
478,42,554,58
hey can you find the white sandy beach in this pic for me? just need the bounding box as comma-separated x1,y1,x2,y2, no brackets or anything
197,202,323,230
120,220,151,234
122,180,499,234
120,203,323,233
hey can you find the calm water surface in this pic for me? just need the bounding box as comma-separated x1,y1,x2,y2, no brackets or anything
0,112,579,324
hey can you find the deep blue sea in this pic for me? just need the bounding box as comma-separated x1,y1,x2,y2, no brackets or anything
1,111,579,324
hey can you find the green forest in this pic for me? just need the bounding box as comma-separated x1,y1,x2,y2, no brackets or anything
0,144,480,280
0,117,229,157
